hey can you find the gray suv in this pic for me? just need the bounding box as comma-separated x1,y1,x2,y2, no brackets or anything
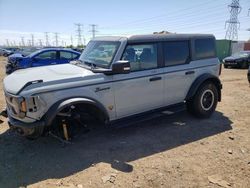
3,34,222,139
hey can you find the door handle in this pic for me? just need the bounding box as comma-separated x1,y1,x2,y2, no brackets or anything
149,76,162,82
185,71,195,75
51,62,57,65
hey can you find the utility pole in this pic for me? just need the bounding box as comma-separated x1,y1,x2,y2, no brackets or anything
31,34,34,47
54,32,59,46
89,24,98,39
225,0,241,40
75,23,83,46
44,32,50,46
248,8,250,16
21,37,25,47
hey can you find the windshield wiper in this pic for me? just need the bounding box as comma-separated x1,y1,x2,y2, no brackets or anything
84,60,98,69
70,59,83,65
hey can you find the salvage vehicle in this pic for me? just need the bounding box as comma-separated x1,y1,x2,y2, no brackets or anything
0,48,12,57
3,34,222,139
223,51,250,69
6,48,81,74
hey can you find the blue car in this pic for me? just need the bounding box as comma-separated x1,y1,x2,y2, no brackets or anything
6,48,81,74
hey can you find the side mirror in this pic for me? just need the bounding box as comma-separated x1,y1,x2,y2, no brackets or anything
92,60,131,75
111,60,130,74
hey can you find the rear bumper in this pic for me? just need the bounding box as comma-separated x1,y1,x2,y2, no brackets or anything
8,116,45,129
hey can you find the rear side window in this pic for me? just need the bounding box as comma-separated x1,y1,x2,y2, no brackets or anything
164,41,190,66
35,51,57,59
60,51,73,59
194,38,216,59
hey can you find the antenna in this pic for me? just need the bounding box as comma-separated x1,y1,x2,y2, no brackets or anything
225,0,241,40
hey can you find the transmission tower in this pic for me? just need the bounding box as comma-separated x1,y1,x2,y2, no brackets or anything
44,32,50,46
31,34,34,46
71,35,74,46
21,37,25,47
6,39,10,46
38,39,43,47
89,24,98,39
75,23,83,46
225,0,241,40
54,32,59,46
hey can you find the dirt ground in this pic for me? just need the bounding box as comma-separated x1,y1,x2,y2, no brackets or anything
0,56,249,188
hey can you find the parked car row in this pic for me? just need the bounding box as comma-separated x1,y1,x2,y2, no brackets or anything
6,48,81,74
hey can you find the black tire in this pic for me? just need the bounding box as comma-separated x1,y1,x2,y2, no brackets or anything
187,82,218,118
224,64,228,69
25,126,44,140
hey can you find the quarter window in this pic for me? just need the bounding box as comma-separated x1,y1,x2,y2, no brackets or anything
194,38,216,59
122,44,158,71
36,51,57,59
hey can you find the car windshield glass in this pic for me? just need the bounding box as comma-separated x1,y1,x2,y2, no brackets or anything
79,41,120,68
232,52,250,57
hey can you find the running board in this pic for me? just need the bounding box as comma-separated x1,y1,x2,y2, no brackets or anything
110,103,186,129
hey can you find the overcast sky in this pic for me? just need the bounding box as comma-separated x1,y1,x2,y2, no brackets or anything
0,0,249,46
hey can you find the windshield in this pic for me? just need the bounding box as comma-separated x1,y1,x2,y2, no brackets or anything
232,51,250,58
79,41,120,68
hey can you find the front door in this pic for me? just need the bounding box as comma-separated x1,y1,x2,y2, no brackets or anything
113,43,164,119
32,50,58,67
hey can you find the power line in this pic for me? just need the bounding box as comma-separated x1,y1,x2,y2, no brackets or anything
89,24,98,38
75,23,84,46
225,0,241,40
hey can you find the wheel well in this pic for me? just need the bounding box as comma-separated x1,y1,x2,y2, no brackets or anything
44,98,109,126
186,75,222,102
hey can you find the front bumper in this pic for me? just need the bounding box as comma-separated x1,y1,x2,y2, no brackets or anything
8,116,45,129
224,61,239,67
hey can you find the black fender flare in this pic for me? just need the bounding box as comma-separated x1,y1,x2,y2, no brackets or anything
185,73,222,102
43,97,109,126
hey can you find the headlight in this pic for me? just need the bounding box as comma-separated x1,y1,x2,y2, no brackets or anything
6,95,27,118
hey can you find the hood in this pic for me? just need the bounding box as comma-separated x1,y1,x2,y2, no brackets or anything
224,56,241,61
4,64,94,95
8,53,24,62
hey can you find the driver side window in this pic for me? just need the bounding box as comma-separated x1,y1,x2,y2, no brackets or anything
35,51,57,59
122,44,158,71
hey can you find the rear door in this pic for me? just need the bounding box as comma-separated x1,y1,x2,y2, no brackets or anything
59,51,78,64
162,40,196,106
32,50,58,67
113,43,164,118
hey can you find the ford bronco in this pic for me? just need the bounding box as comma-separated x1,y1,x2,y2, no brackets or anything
3,34,222,139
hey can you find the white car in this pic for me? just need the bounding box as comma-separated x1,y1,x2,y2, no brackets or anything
3,34,222,139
